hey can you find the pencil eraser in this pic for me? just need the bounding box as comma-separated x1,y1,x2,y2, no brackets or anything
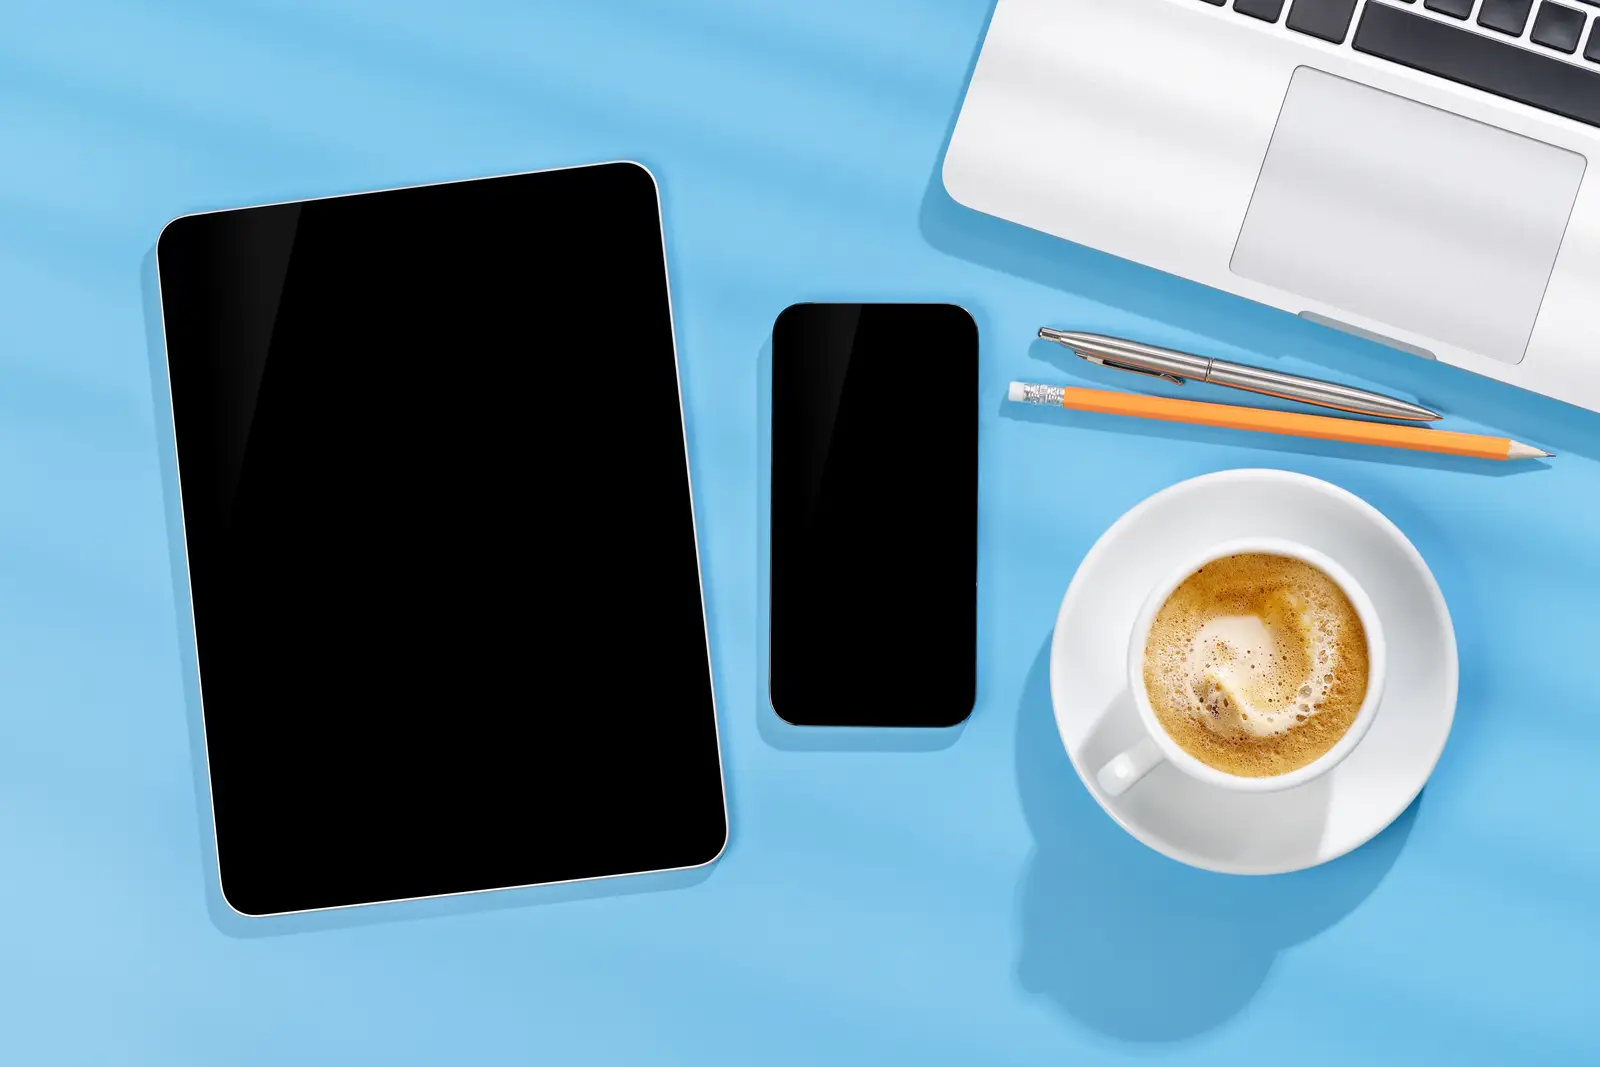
1008,381,1025,403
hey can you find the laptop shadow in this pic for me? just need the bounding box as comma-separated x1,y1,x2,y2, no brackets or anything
916,22,1600,463
1012,636,1417,1042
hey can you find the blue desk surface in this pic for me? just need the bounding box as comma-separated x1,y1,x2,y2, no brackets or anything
4,1,1597,1062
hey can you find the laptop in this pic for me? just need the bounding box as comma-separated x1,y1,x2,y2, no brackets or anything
945,0,1600,413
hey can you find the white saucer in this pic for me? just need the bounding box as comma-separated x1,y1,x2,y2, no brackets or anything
1050,469,1458,874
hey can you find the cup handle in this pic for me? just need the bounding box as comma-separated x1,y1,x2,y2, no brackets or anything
1096,735,1164,797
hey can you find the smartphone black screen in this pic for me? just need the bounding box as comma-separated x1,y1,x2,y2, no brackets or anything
770,303,977,727
157,163,726,915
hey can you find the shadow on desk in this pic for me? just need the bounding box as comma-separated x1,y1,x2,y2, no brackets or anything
1012,637,1418,1043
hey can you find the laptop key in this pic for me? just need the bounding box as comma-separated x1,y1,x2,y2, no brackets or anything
1355,2,1600,128
1532,2,1587,52
1234,0,1288,19
1479,0,1535,33
1289,0,1360,42
1424,0,1474,17
1587,22,1600,61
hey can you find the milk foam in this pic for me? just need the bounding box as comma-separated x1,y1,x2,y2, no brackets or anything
1142,553,1368,778
1178,596,1341,738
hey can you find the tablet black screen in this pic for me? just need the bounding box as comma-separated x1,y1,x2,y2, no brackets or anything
157,163,726,915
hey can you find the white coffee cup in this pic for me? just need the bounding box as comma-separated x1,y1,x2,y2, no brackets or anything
1097,537,1387,797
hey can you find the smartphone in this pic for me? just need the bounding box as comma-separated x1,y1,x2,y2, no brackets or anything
770,303,978,727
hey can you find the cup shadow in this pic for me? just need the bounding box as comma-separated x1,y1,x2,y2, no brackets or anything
139,249,717,937
1014,636,1418,1042
918,20,1600,462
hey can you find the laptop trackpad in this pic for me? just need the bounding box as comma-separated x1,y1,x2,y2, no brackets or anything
1231,68,1584,365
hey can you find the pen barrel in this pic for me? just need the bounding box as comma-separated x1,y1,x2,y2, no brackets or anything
1206,361,1428,420
1042,330,1438,421
1080,339,1211,379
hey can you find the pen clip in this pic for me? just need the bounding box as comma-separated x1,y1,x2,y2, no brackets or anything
1077,351,1186,386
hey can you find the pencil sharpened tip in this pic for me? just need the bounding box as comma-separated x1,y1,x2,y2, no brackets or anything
1506,441,1553,460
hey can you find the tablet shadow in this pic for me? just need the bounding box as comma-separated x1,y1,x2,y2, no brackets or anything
140,249,717,937
1013,637,1417,1042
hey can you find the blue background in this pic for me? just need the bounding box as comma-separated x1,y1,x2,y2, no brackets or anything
3,0,1597,1062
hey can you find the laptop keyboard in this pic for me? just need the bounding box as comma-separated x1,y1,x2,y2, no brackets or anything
1202,0,1600,127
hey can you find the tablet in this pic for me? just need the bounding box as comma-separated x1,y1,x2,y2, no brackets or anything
156,162,727,916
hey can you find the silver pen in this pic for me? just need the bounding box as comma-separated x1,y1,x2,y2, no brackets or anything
1038,328,1441,422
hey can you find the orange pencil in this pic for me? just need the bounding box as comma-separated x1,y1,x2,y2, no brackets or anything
1008,382,1551,461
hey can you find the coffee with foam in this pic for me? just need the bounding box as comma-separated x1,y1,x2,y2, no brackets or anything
1142,553,1369,778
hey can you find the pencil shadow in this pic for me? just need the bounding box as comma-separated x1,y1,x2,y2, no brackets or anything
919,19,1600,461
139,248,716,937
753,335,966,752
1008,341,1547,477
1013,637,1419,1042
